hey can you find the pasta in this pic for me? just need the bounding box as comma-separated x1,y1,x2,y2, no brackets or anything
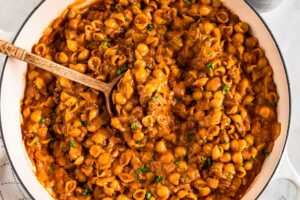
21,0,280,199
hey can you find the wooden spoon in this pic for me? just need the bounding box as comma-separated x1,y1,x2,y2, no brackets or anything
0,39,122,116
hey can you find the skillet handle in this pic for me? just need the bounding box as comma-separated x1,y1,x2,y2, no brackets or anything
272,150,300,200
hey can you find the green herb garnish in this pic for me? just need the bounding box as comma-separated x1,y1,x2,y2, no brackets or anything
80,120,87,126
146,191,152,200
49,163,55,173
186,87,194,95
83,187,91,196
187,132,195,142
269,101,277,107
50,136,56,142
203,157,213,169
184,0,192,5
136,166,150,174
124,15,129,21
136,140,143,144
262,148,270,157
208,51,213,56
140,1,146,9
154,175,163,183
111,3,116,10
39,117,45,124
61,143,67,153
116,63,128,75
30,137,39,145
223,84,230,94
100,40,109,49
69,140,76,148
130,122,140,130
206,62,214,70
87,41,99,49
200,156,206,163
174,160,180,166
114,4,122,11
147,24,154,32
152,95,160,101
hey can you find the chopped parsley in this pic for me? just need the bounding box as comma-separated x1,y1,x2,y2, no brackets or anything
80,120,87,126
262,148,270,157
111,3,116,9
114,4,122,11
116,63,128,75
200,156,206,163
136,166,150,174
130,122,140,130
48,163,55,173
174,160,180,166
187,132,195,142
269,101,277,107
30,137,39,145
152,95,160,101
146,63,153,69
83,187,91,196
184,0,193,5
147,23,154,32
223,84,230,94
124,15,129,21
100,40,109,49
69,140,76,148
186,87,194,95
61,143,67,153
203,157,213,169
146,191,152,200
135,140,143,144
154,175,163,183
39,117,45,124
87,41,99,49
50,136,56,142
175,97,181,104
206,62,214,70
208,51,213,56
140,1,146,9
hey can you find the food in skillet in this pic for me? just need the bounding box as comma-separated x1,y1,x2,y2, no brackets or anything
21,0,281,199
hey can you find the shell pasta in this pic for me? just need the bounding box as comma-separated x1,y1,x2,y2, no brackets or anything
21,0,280,199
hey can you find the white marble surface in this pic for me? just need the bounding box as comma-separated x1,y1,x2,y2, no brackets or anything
0,0,300,199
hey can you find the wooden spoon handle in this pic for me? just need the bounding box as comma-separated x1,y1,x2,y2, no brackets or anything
0,39,111,93
0,39,27,60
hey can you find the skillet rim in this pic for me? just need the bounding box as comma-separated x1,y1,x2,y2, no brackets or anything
0,1,291,199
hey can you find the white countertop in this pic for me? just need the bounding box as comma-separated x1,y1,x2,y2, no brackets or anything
0,0,300,199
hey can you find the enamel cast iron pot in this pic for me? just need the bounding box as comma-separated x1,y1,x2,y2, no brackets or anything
0,0,295,199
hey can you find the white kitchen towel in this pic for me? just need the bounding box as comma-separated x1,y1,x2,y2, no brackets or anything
0,142,31,200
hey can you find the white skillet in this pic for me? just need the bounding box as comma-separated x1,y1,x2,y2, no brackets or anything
0,0,294,199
